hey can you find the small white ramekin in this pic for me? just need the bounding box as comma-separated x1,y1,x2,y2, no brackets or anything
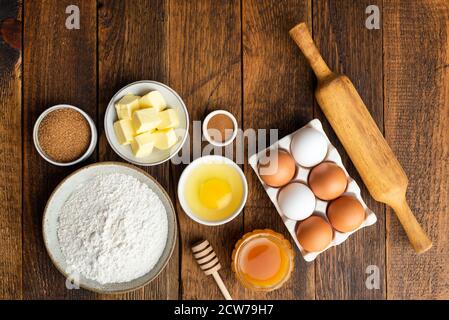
202,110,238,147
33,104,97,166
178,155,248,226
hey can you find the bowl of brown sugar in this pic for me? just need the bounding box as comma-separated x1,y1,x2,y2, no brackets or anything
33,105,97,166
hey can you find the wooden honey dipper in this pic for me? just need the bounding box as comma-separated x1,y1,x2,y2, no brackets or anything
191,240,232,300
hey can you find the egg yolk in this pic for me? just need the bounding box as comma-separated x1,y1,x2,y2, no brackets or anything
199,178,232,209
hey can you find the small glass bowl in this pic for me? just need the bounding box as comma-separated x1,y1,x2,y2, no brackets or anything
231,229,294,292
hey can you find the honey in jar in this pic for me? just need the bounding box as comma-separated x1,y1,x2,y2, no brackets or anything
231,229,294,291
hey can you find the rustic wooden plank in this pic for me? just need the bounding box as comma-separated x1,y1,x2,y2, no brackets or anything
98,0,179,300
242,0,315,299
384,0,449,299
168,0,243,299
311,0,386,300
23,0,97,299
0,0,22,300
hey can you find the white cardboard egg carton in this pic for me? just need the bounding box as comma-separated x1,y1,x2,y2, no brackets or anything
248,119,377,262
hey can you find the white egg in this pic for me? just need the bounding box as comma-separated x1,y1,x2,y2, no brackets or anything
290,127,328,167
277,183,315,221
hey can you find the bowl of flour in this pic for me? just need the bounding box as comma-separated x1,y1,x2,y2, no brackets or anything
43,162,177,293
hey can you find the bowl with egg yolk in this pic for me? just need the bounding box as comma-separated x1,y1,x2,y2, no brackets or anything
177,155,248,226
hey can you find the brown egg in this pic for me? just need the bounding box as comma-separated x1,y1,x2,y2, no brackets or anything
308,162,347,200
296,216,333,252
258,150,296,188
327,196,365,232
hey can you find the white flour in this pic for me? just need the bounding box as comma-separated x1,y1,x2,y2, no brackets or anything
57,173,168,284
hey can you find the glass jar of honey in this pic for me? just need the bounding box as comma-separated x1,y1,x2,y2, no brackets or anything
231,229,294,291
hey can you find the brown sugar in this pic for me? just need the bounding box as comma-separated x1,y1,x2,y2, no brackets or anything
38,108,91,163
207,113,235,142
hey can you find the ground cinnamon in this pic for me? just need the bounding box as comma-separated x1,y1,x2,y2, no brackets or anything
207,113,235,142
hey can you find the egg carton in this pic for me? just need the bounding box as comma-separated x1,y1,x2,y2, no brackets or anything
248,119,377,262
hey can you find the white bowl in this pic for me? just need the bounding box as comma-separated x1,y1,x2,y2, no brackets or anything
104,80,189,166
42,162,178,294
202,110,238,147
33,104,97,166
178,155,248,226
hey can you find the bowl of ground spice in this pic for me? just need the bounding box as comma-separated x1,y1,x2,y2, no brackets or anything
203,110,238,147
33,105,97,166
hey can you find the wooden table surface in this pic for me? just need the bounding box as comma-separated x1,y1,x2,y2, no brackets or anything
0,0,448,300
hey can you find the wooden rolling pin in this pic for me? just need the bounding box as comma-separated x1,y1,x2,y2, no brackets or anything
289,22,432,253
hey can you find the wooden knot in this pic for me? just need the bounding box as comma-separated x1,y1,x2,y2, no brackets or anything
1,18,22,50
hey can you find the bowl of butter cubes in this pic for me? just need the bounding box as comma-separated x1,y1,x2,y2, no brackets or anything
105,80,189,166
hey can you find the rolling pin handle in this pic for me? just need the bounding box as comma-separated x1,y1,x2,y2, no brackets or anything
289,22,333,81
390,198,432,254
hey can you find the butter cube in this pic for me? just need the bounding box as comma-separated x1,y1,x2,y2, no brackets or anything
115,94,140,120
131,131,156,158
153,129,177,150
139,91,166,111
132,108,161,134
114,119,135,145
157,109,179,130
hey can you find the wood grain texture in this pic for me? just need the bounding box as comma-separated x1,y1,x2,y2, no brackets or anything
1,0,446,300
98,0,179,300
311,0,386,299
242,0,315,299
168,0,244,300
0,0,22,300
23,0,97,299
384,0,449,299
